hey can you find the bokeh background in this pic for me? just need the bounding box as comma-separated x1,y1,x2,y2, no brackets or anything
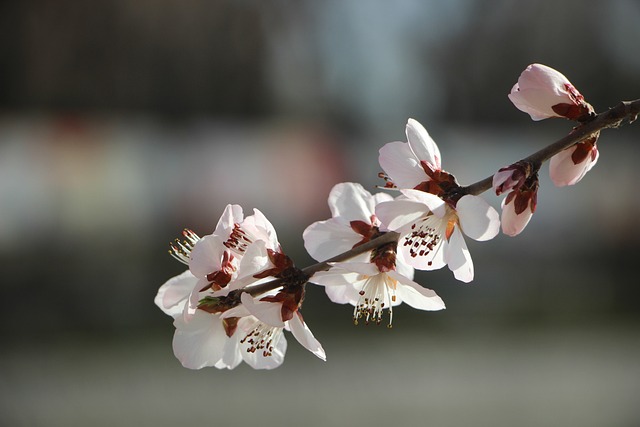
2,1,640,426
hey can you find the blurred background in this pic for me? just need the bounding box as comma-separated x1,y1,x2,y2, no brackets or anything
2,0,640,426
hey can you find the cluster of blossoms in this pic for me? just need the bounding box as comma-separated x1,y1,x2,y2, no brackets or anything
155,205,325,369
156,64,607,369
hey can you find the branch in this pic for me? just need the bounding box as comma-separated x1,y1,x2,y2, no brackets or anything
463,99,640,197
247,99,640,297
246,231,400,296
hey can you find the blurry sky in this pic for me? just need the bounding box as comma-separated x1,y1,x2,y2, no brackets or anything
1,1,640,426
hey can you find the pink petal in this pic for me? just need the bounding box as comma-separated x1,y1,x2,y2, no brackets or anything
501,197,534,237
508,64,576,121
517,64,571,94
508,89,562,120
549,146,598,187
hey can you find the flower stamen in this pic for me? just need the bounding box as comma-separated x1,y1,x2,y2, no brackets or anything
353,275,395,327
168,229,200,265
241,323,281,357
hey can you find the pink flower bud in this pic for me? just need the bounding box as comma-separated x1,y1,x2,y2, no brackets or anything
492,161,530,195
500,175,538,237
508,64,594,121
549,133,599,187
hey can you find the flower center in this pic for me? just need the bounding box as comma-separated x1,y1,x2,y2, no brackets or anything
403,215,444,264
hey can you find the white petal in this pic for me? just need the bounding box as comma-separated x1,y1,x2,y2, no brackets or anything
311,269,359,287
242,336,287,370
456,195,500,241
388,270,446,311
329,261,380,276
445,227,474,283
324,282,360,305
397,234,447,272
155,270,198,317
391,207,448,272
303,218,362,261
240,292,285,328
188,235,225,278
214,333,243,370
400,189,447,217
406,118,441,170
310,270,362,305
375,199,428,231
288,312,326,361
172,310,226,370
378,141,426,189
372,191,394,206
240,208,279,250
220,303,251,319
328,182,375,221
508,89,562,120
234,240,271,282
213,204,244,239
181,277,209,322
239,317,288,370
395,257,415,281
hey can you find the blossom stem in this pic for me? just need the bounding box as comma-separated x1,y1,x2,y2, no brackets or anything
242,231,400,297
463,99,640,197
242,99,640,298
301,231,400,276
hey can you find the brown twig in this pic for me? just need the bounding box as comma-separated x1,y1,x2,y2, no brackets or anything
464,99,640,197
246,99,640,297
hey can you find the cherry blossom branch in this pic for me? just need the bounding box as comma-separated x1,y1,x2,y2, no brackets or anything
245,99,640,298
463,99,640,197
156,64,640,371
